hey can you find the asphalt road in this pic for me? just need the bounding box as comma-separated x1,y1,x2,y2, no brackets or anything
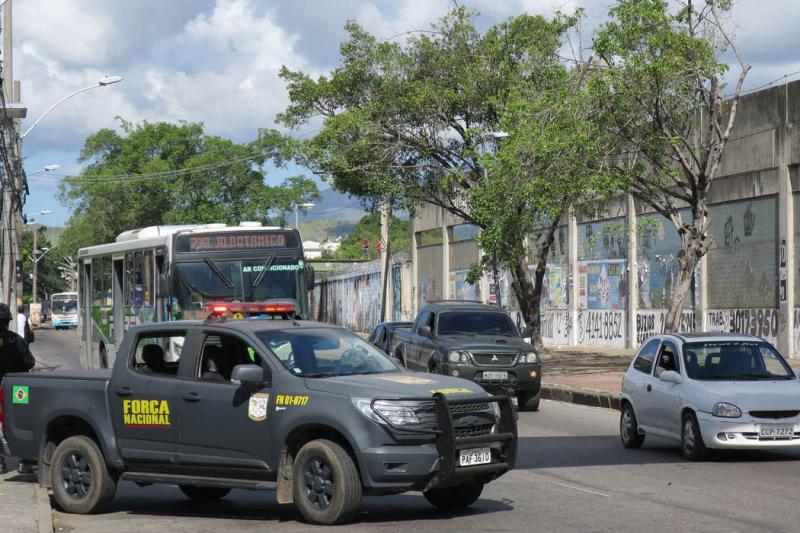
31,329,800,532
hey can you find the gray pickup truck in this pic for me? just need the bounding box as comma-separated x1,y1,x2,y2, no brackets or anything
0,314,516,525
392,301,542,411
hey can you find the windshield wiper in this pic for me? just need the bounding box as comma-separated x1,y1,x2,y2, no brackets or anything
298,372,335,378
252,255,276,289
203,257,234,288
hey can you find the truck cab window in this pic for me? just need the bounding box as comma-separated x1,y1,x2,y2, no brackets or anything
131,333,185,376
199,334,264,383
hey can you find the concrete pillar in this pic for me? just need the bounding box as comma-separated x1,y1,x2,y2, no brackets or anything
626,194,638,348
568,208,579,346
777,123,795,356
411,216,419,317
441,208,451,300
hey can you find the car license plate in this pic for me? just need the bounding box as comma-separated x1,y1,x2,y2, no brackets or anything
759,424,795,439
483,371,508,380
459,447,491,467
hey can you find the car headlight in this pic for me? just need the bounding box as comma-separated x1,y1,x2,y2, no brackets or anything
352,398,423,426
712,402,742,418
518,352,537,364
447,351,471,364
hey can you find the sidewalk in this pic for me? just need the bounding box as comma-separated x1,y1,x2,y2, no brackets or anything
540,347,631,410
0,459,53,533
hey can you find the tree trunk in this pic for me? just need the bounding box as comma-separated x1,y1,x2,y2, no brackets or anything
663,208,711,333
509,219,559,351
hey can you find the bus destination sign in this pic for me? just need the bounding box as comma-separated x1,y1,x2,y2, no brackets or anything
176,232,295,253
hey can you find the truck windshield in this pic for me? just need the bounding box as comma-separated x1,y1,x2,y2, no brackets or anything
257,328,399,378
174,258,302,314
682,341,794,380
437,312,517,336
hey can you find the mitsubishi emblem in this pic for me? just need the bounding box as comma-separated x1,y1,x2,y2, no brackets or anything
491,355,498,362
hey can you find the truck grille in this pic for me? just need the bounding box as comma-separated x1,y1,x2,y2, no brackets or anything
749,410,800,419
449,401,491,414
471,352,517,366
455,424,494,440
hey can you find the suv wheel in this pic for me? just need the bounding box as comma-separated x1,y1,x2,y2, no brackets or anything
517,391,540,412
681,412,707,461
51,436,117,514
620,403,645,448
179,485,231,502
424,481,484,509
293,439,361,525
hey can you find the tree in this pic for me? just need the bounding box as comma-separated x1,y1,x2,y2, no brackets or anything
331,213,411,260
21,226,66,302
278,8,583,347
594,0,750,332
58,120,319,254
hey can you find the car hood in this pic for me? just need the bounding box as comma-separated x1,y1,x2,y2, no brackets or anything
304,371,488,400
436,334,530,352
691,379,800,410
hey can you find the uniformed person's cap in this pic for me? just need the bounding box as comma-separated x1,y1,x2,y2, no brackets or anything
0,303,11,321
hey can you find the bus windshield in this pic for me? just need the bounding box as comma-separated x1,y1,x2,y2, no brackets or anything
51,296,77,315
173,258,304,316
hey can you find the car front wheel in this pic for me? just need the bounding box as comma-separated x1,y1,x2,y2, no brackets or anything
620,403,645,449
293,439,361,525
681,412,707,461
517,391,540,412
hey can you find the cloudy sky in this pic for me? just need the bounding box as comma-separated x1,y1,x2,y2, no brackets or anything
17,0,800,225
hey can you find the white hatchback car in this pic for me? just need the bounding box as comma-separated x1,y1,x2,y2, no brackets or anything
620,333,800,460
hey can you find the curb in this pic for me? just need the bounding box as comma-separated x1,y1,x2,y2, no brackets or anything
36,486,54,533
541,384,621,411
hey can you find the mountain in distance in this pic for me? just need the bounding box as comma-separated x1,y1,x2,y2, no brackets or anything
297,187,365,242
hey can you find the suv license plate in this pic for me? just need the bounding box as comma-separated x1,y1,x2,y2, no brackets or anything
759,424,794,439
459,447,491,467
483,371,508,380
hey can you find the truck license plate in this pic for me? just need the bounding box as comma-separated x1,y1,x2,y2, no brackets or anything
483,371,508,380
459,447,491,467
759,424,794,439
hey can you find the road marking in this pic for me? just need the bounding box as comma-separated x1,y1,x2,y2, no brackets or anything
550,481,610,498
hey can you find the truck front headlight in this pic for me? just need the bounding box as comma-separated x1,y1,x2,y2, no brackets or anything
352,398,427,426
447,351,470,363
518,352,538,364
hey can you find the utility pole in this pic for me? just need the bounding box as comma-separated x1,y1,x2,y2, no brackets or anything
31,224,37,302
379,199,393,322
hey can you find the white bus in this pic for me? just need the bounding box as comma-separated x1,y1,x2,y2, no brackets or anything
50,292,78,329
77,223,313,369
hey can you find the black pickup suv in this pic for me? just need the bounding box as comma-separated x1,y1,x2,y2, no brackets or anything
0,316,516,525
392,301,542,411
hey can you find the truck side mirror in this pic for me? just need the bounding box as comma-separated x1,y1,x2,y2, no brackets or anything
418,325,431,338
231,364,267,387
305,266,316,290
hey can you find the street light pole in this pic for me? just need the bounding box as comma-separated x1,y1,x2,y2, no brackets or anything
292,202,316,232
26,209,53,303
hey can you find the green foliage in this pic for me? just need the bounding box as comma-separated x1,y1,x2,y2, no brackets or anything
331,213,411,260
58,120,320,255
21,226,66,301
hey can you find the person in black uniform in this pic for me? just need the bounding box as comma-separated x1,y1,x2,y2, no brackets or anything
0,303,35,474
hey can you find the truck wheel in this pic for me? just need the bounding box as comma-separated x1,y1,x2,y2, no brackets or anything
424,481,484,509
179,485,231,502
293,439,361,525
517,391,540,412
51,436,116,514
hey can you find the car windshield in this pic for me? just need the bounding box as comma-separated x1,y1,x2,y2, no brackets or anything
682,341,794,380
437,312,517,336
257,328,399,378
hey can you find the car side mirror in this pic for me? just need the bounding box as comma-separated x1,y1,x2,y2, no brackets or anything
231,364,267,387
305,266,316,290
658,370,683,384
418,325,431,338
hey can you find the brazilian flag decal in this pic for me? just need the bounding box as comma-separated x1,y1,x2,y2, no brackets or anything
12,385,29,404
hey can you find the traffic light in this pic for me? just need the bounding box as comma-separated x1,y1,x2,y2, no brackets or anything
15,260,22,283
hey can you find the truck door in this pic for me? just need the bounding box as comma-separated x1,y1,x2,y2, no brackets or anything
178,330,277,478
109,328,194,467
417,310,437,370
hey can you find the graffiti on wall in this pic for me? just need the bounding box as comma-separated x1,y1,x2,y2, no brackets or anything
579,260,627,310
706,308,779,346
577,310,626,347
635,310,696,346
541,309,571,345
449,270,479,301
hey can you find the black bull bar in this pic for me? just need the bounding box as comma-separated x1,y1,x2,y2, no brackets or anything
370,393,517,490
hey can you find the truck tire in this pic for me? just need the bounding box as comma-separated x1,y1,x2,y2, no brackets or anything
179,485,231,502
51,436,117,514
517,391,540,412
424,481,484,509
293,439,361,525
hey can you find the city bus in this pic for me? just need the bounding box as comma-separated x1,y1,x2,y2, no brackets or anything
50,292,79,329
77,223,313,369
